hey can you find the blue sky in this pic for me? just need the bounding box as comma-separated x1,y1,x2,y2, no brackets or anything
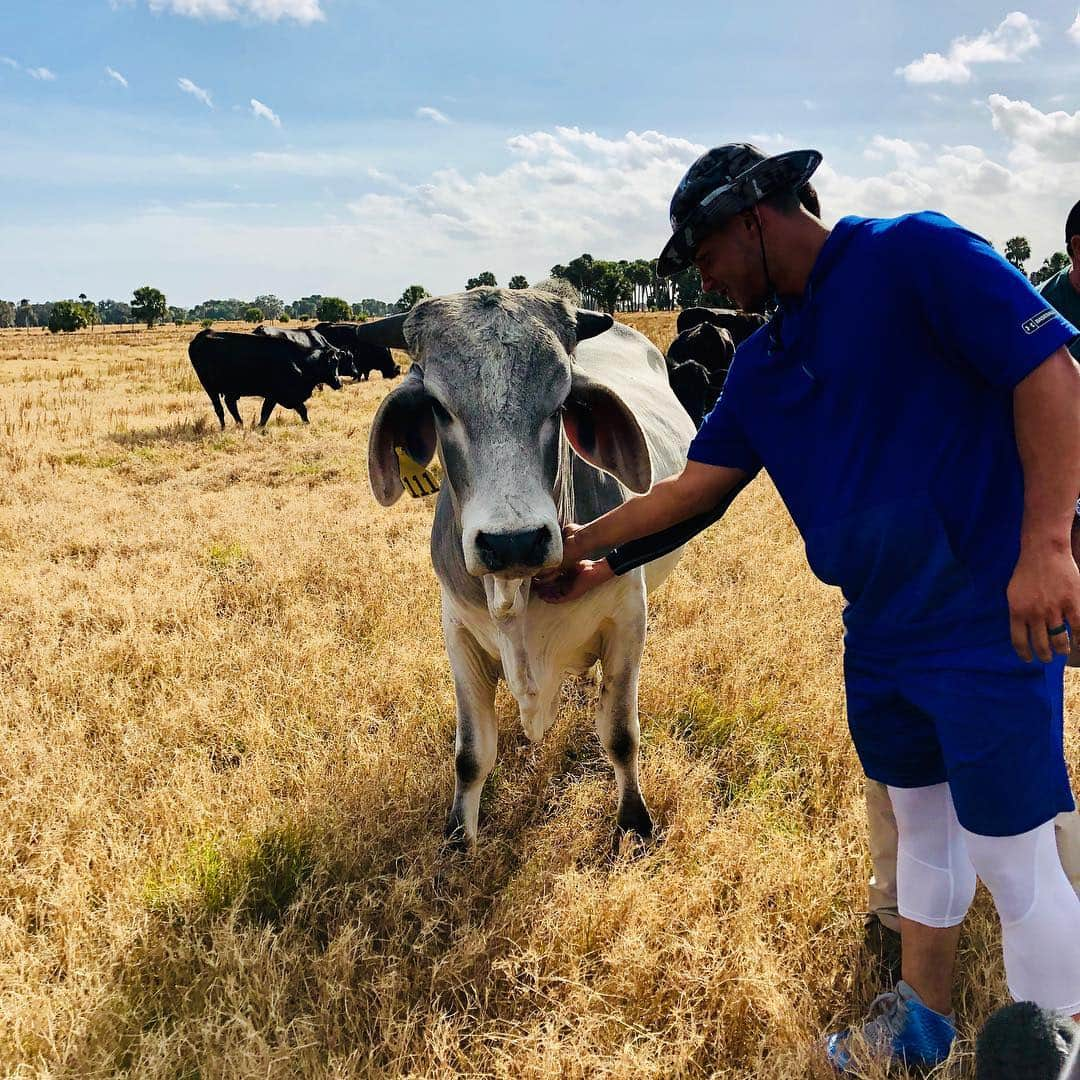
2,1,1079,306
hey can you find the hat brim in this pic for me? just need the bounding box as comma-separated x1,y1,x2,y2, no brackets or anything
656,148,822,278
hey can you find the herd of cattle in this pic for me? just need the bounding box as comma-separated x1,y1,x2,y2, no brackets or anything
187,322,401,427
186,305,765,430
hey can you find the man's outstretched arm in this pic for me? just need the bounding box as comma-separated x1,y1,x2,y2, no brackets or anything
535,459,749,603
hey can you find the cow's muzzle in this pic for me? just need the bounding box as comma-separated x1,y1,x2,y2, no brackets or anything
474,526,553,575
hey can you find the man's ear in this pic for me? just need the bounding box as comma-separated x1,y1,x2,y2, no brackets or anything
367,364,436,506
562,368,652,493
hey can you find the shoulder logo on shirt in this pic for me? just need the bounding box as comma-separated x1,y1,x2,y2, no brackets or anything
1021,309,1057,335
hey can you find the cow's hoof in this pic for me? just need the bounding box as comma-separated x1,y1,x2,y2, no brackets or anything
612,799,654,857
610,826,654,860
442,821,474,855
616,795,654,840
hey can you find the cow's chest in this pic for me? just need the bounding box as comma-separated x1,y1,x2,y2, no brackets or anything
444,590,616,741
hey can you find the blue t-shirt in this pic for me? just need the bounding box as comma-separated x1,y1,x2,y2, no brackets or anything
688,212,1078,652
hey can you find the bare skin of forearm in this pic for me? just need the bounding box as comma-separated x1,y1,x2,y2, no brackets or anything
1008,346,1080,661
572,461,748,556
1014,348,1080,551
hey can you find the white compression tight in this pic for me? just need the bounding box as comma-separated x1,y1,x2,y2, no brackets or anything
888,783,1080,1015
889,783,976,928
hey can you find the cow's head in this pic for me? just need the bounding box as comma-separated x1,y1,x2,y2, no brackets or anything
304,346,343,391
379,352,402,379
362,288,651,578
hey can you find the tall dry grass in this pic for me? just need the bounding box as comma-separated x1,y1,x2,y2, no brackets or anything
0,317,1074,1078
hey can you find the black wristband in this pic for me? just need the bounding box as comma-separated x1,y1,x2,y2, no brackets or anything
606,475,752,576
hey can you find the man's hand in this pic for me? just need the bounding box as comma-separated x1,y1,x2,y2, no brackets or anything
1007,540,1080,662
555,522,586,570
534,557,614,604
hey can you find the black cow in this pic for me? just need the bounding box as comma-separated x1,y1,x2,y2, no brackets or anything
676,306,767,345
314,322,401,381
188,329,342,428
666,322,736,387
667,359,718,426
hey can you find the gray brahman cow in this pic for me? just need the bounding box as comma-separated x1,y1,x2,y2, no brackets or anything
354,287,695,848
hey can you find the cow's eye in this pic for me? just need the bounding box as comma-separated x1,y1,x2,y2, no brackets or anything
430,400,452,424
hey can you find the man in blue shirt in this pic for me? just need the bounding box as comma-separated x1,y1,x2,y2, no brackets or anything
537,144,1080,1071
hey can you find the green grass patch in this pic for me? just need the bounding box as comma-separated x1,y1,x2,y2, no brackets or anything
673,689,778,752
145,826,316,927
672,689,809,810
61,451,123,469
205,541,251,570
206,434,239,453
288,460,324,477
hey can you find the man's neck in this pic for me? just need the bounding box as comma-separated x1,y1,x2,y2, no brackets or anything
770,217,832,301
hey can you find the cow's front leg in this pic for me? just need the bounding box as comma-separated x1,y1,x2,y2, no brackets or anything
224,396,244,426
596,579,653,841
258,398,277,426
443,617,499,851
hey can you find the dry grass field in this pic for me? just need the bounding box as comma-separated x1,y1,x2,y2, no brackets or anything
0,314,1075,1079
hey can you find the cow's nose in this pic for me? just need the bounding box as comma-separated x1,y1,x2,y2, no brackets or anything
475,527,552,572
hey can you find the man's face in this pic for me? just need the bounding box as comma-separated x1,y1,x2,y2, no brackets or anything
692,211,768,312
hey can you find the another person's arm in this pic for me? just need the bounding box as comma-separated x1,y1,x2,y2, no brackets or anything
1008,346,1080,662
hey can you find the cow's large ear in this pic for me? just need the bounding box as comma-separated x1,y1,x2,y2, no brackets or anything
575,310,614,345
367,364,436,506
562,368,652,493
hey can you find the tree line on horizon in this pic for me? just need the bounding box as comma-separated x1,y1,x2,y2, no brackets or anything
2,236,1068,332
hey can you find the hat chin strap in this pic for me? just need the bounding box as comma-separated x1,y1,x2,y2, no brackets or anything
751,206,779,314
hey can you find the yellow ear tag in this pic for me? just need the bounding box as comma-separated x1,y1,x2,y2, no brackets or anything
395,446,442,498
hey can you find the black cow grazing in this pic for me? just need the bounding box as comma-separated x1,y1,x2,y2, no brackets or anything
314,322,401,381
188,329,342,429
667,359,718,426
676,306,767,345
666,322,736,388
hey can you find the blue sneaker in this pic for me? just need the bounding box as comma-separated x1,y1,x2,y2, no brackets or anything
826,980,956,1072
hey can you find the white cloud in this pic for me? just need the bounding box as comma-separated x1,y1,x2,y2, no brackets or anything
2,57,57,81
987,93,1080,163
177,76,213,108
747,132,793,149
1068,11,1080,43
864,135,923,167
250,98,281,127
333,126,705,288
105,66,128,88
416,106,451,124
897,11,1039,84
140,0,323,22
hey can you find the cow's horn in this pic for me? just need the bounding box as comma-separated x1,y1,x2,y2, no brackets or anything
575,310,614,343
349,313,410,350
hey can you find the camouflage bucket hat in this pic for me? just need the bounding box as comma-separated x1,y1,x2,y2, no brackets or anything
656,143,822,277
